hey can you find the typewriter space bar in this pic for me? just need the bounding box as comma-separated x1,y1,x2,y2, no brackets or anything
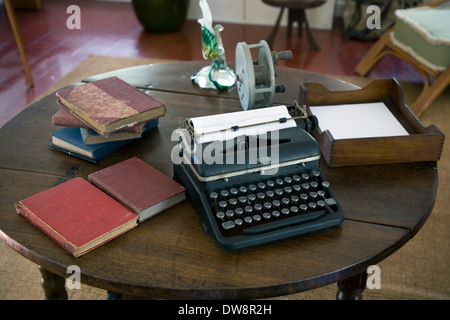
242,210,325,235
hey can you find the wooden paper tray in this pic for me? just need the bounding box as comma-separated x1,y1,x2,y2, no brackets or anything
299,79,445,167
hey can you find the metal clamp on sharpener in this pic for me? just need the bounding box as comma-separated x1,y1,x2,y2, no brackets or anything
235,40,292,110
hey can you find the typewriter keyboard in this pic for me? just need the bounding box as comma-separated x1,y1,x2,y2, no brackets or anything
208,170,339,237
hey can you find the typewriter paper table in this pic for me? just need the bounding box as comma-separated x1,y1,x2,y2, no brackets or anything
0,61,438,299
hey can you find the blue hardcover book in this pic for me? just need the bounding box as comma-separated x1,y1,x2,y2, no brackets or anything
50,119,158,162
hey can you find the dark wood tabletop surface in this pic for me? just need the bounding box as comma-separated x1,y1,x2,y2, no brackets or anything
0,61,438,299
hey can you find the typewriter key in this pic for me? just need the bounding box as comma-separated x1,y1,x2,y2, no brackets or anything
244,216,253,224
253,214,261,222
272,210,280,218
234,218,243,226
210,192,218,201
222,221,235,229
216,212,225,220
265,190,274,198
220,190,229,198
238,196,247,204
219,201,227,209
263,212,271,220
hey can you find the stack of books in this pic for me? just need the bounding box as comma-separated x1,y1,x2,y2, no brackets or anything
49,76,166,163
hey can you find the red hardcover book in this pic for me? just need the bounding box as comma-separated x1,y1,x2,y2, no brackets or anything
15,177,138,257
55,76,166,137
88,157,186,223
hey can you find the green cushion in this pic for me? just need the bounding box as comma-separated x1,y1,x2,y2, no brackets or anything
392,6,450,72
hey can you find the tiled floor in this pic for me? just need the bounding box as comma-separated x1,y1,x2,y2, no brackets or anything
0,0,422,126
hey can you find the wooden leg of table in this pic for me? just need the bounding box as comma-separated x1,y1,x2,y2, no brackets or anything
287,8,319,50
336,271,367,300
266,7,285,48
354,30,392,76
287,8,302,37
38,266,68,300
410,67,450,117
301,10,320,51
3,0,34,86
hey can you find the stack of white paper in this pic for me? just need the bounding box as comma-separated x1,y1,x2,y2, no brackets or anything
309,102,409,140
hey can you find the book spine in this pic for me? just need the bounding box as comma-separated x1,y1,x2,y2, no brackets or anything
88,178,139,213
52,107,146,133
14,202,79,257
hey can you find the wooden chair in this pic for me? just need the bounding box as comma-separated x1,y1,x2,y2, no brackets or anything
4,0,34,85
355,0,449,117
262,0,326,50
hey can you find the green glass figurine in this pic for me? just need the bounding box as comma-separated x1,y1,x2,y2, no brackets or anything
191,0,236,90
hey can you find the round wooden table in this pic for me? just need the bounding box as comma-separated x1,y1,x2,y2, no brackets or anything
0,61,438,300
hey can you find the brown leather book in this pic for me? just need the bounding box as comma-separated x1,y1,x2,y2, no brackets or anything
88,157,186,223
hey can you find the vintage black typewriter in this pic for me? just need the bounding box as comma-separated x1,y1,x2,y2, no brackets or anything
173,104,344,250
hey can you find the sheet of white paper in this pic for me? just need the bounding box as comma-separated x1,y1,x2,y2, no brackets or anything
309,102,409,140
189,105,296,144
